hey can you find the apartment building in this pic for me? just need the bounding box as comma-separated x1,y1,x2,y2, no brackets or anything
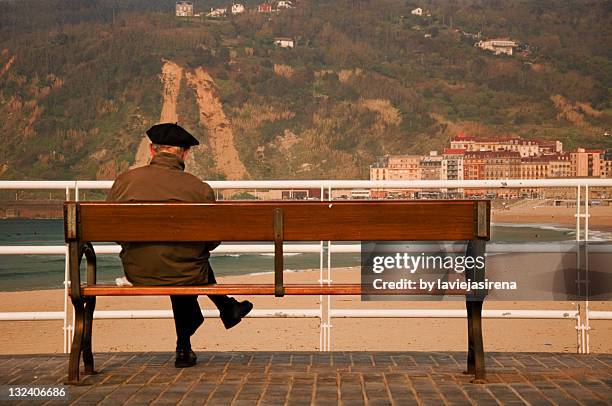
369,138,606,192
483,151,521,179
450,134,562,157
521,156,550,179
385,155,422,180
547,153,572,178
603,150,612,178
369,156,388,180
463,151,487,180
441,149,465,180
571,148,602,177
420,151,443,180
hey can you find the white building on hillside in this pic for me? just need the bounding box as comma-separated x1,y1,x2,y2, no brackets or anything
176,1,194,16
475,39,518,56
274,37,294,48
231,3,246,14
207,8,227,17
411,7,423,16
277,1,294,9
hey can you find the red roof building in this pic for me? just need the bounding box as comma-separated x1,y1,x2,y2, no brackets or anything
258,3,272,13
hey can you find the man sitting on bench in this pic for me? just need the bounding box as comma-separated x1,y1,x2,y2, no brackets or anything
106,123,253,368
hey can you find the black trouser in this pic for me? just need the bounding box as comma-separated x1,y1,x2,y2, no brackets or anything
170,266,232,351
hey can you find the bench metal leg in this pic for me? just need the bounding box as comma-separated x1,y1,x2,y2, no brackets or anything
465,238,487,383
82,297,96,375
469,300,486,383
465,300,475,375
67,300,85,384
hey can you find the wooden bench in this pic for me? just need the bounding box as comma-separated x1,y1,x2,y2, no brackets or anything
64,200,490,384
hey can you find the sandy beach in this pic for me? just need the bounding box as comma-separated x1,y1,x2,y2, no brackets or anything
1,267,610,355
492,205,612,231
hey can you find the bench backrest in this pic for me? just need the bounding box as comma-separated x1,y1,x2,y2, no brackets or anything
64,200,490,297
65,200,490,242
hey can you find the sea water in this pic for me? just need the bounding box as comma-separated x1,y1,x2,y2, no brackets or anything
0,218,606,292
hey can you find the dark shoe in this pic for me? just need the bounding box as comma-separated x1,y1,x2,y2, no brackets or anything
175,349,197,368
220,299,253,329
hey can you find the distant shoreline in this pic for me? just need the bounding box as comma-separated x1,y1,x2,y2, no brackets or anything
0,200,63,219
492,205,612,232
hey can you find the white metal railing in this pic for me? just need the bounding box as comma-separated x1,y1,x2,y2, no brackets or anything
2,178,612,189
0,179,611,354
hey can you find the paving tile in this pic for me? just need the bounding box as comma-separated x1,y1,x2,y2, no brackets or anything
2,351,611,405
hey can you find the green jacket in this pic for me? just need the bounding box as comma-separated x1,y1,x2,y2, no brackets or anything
106,152,219,286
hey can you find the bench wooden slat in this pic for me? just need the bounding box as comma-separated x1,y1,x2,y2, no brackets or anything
81,284,467,296
76,201,486,242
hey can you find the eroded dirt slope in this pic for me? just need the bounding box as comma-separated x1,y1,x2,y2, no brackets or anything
186,67,248,180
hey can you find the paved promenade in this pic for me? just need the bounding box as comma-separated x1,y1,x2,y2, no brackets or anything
1,352,610,405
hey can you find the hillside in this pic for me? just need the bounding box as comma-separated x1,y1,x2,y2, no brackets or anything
0,0,610,181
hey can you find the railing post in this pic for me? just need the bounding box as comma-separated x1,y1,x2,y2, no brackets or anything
576,185,581,241
574,184,593,354
326,185,333,351
63,186,70,353
575,185,581,353
319,186,325,351
71,182,79,349
584,185,591,354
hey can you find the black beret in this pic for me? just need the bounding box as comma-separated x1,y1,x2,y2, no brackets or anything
146,123,199,147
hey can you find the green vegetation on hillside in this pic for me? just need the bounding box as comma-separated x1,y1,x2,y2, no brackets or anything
0,0,610,180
